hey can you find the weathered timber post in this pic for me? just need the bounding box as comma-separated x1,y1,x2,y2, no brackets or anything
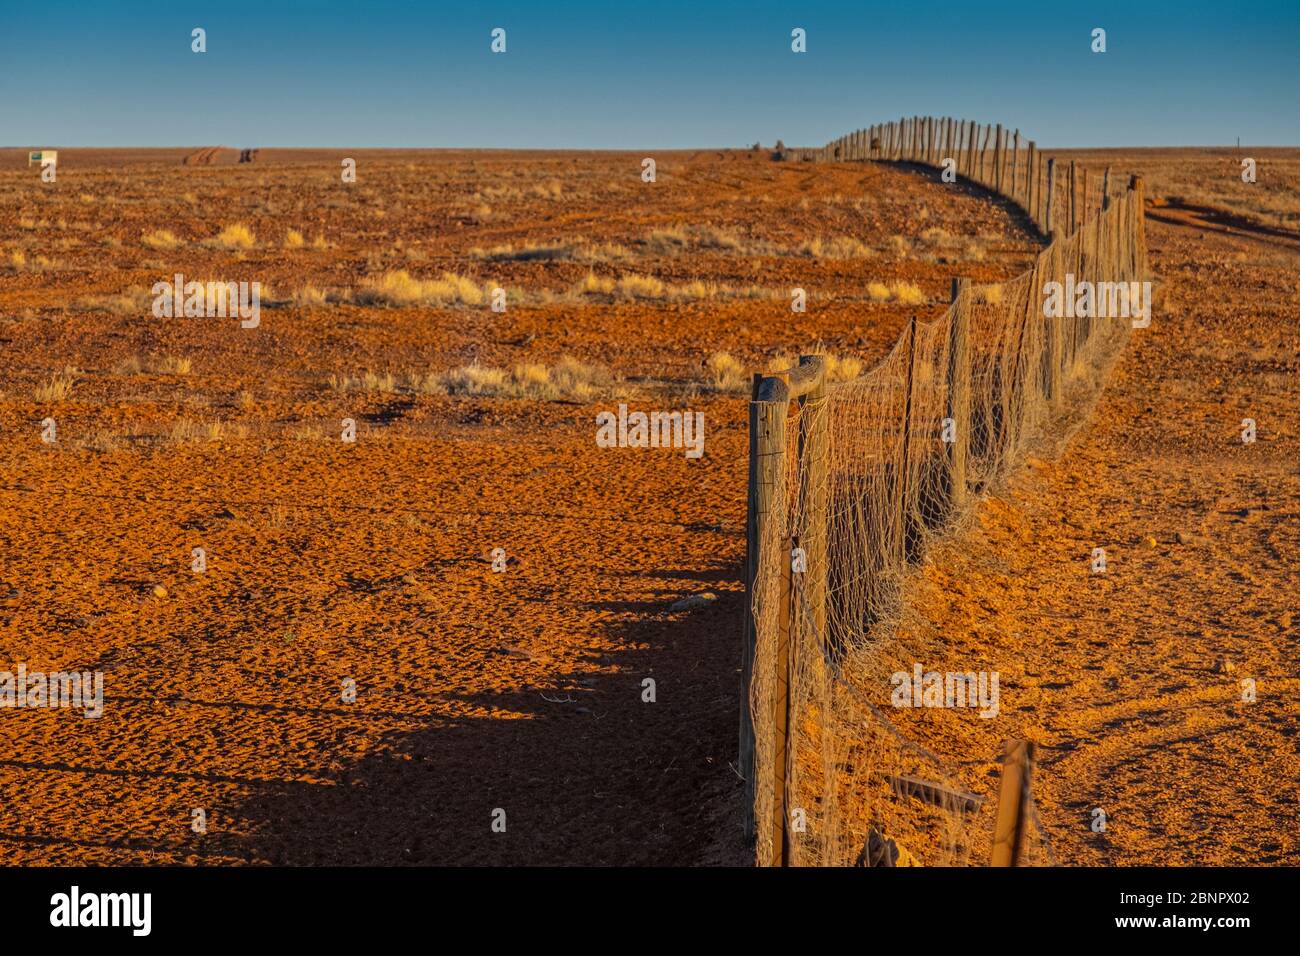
1081,167,1089,226
1045,158,1057,237
1046,241,1064,408
796,355,828,662
1026,141,1037,224
1102,166,1111,211
898,315,919,562
947,279,971,510
990,740,1035,866
994,123,1003,193
1069,160,1078,234
1130,174,1147,279
1011,130,1020,203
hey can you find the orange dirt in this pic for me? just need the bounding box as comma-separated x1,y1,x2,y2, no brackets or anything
0,148,1035,864
1,146,1291,865
851,160,1299,864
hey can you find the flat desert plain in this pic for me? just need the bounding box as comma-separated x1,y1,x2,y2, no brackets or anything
0,145,1294,864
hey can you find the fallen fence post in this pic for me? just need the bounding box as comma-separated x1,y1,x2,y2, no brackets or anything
990,740,1036,866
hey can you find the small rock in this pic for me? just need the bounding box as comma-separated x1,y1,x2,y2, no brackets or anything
1176,531,1206,546
152,584,168,598
1142,536,1159,549
669,592,718,612
1213,658,1235,674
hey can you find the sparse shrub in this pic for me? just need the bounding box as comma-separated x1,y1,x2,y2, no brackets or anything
575,272,615,295
142,229,182,250
34,368,77,402
706,351,748,393
800,236,872,260
616,274,667,299
208,223,256,250
169,419,246,444
891,281,927,306
410,357,618,401
116,355,191,375
867,280,926,305
292,284,329,307
284,229,305,249
354,269,484,307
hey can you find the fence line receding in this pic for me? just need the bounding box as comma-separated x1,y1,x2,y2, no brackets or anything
742,116,1149,867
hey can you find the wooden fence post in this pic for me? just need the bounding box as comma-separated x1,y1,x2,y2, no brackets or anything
1081,167,1089,226
771,521,792,866
898,315,919,561
1102,166,1111,211
947,279,971,510
990,740,1036,866
1069,160,1077,234
1026,141,1036,224
1011,130,1020,202
797,355,828,661
1045,158,1057,237
1130,174,1147,278
994,123,1003,192
742,377,788,845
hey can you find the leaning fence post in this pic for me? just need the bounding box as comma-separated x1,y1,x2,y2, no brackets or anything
1102,166,1111,212
990,740,1036,866
947,280,971,511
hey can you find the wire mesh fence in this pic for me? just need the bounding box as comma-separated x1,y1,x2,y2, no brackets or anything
743,118,1149,866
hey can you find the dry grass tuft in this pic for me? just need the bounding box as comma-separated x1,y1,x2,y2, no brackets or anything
767,349,864,384
410,357,618,402
34,367,78,403
116,355,192,376
75,288,154,314
291,284,329,307
142,229,182,250
168,419,248,444
208,223,256,250
284,229,306,249
705,351,749,393
354,269,485,307
800,236,873,260
867,280,927,305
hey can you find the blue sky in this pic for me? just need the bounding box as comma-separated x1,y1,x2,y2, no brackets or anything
1,1,1296,148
